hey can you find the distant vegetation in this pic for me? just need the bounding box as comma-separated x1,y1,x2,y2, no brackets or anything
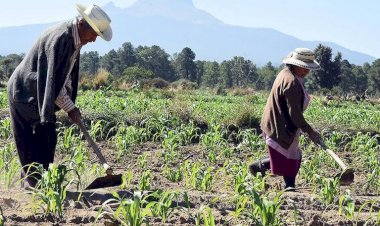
0,43,379,96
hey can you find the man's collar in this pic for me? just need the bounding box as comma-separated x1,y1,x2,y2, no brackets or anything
72,19,82,49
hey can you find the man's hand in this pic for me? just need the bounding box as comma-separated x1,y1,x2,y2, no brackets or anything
68,107,82,124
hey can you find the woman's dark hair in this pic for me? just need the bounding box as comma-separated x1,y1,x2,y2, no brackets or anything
285,64,295,72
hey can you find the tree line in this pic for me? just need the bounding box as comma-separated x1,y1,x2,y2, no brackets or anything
0,43,379,95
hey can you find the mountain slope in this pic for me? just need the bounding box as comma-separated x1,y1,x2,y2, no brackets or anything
0,1,375,65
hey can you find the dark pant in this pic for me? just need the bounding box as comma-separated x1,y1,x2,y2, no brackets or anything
8,98,57,187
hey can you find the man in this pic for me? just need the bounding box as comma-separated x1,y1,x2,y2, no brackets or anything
7,4,112,187
249,48,324,191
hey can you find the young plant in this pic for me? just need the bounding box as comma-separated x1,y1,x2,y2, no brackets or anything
138,153,148,170
315,175,340,205
58,125,79,153
187,161,213,191
138,170,152,191
161,131,180,164
162,164,184,182
0,118,12,140
245,189,284,226
0,206,4,226
230,194,249,220
338,189,355,220
120,170,134,189
146,190,178,223
195,205,215,226
98,191,150,226
32,163,73,217
4,156,20,189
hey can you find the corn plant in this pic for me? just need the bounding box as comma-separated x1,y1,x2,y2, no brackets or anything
338,189,355,220
89,120,106,141
176,121,200,145
195,205,215,226
0,117,12,140
228,162,266,195
200,123,228,161
245,189,284,226
238,129,266,152
145,190,178,223
138,170,152,191
356,200,378,224
58,125,79,153
230,194,249,220
98,191,150,226
114,125,149,160
4,156,20,189
120,170,134,189
161,131,180,164
32,164,73,217
186,161,213,191
0,206,4,226
314,175,340,205
162,164,184,182
138,153,148,170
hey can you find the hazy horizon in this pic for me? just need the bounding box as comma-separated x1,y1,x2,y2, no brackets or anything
0,0,378,58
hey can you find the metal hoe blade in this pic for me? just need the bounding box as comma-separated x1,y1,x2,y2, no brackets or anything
85,174,123,190
335,168,355,186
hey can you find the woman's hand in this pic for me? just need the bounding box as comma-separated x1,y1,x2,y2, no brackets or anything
308,130,325,148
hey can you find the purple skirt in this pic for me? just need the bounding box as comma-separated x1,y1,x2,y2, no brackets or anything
268,145,302,177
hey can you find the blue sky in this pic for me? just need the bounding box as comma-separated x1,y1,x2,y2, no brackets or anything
1,0,378,58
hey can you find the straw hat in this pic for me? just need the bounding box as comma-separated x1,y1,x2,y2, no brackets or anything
282,48,320,70
76,3,112,41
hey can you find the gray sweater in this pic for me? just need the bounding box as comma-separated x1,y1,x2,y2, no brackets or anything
8,20,80,123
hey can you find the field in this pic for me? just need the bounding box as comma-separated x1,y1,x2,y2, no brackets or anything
0,88,379,225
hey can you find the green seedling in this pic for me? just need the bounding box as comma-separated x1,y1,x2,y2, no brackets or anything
32,163,73,217
196,205,215,226
98,191,150,226
338,189,355,220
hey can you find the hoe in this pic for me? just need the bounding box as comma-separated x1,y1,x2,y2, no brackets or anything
322,144,355,185
77,119,122,190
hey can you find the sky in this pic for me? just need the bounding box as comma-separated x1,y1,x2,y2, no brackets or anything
0,0,379,58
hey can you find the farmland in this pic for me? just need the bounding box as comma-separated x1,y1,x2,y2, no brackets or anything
0,88,379,225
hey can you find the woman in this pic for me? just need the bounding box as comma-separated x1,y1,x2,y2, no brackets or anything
249,48,324,190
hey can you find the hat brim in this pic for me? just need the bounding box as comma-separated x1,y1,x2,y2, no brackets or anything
282,58,320,70
76,4,112,41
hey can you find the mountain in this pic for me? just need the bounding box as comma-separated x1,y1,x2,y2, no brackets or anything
0,0,375,66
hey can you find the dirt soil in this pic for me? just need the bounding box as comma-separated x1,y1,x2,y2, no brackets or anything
1,141,379,225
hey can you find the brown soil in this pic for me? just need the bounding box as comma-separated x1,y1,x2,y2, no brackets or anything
1,141,379,225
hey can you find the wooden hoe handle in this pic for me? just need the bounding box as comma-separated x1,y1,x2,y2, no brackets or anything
323,146,348,171
77,119,111,172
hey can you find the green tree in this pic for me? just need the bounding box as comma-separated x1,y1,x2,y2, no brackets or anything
121,66,155,83
202,61,220,87
80,51,100,75
220,60,233,88
351,65,368,94
368,59,380,94
257,61,277,90
195,60,205,86
307,44,341,91
117,42,137,68
230,56,258,87
100,49,123,76
136,45,175,81
338,60,368,95
0,54,23,79
175,47,197,81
